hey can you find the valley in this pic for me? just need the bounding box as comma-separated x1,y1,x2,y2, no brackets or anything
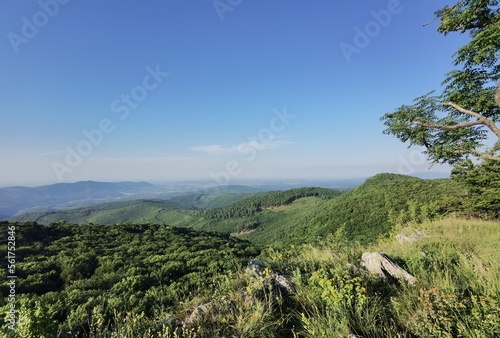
2,173,497,337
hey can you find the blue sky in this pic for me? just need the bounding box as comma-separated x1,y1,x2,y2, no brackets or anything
0,0,467,186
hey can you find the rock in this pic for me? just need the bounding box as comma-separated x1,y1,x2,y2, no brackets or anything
361,252,416,285
273,273,295,294
346,263,358,275
246,259,267,277
246,259,295,294
184,303,211,325
396,229,429,244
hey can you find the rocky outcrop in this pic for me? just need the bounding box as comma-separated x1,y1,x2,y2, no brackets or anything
183,260,295,326
361,252,416,285
246,259,295,294
184,303,211,326
396,229,429,244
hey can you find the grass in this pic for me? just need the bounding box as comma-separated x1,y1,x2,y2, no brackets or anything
370,217,500,337
6,216,497,337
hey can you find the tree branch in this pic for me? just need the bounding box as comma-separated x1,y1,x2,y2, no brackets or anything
411,120,483,130
495,82,500,107
443,101,500,138
442,101,484,119
454,149,500,161
423,0,464,27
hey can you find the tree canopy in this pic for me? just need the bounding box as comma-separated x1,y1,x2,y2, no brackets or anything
381,0,500,164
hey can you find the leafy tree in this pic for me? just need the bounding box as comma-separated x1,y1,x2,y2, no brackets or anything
451,159,500,217
13,298,58,338
381,1,500,164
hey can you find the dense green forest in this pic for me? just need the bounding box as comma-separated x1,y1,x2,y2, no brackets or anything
2,172,499,337
0,222,258,337
8,175,461,247
222,174,461,245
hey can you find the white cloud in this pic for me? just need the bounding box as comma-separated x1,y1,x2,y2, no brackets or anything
189,145,229,155
190,140,289,155
39,150,66,156
87,156,195,162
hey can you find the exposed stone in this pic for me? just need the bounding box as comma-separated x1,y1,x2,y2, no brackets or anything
246,259,295,294
183,260,295,327
273,273,295,294
184,303,211,325
361,252,416,285
346,263,358,275
396,229,429,244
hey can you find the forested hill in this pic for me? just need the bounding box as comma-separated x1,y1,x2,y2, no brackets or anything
9,187,342,228
0,221,258,337
201,187,343,220
9,174,462,246
194,173,461,245
8,199,188,225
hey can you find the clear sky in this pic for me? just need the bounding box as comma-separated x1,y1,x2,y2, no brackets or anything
0,0,466,186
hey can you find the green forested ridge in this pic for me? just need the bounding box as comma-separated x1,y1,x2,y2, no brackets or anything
168,191,261,210
8,199,191,226
201,187,342,221
299,174,460,242
0,221,258,337
9,176,461,247
2,216,498,337
199,174,461,246
0,171,498,337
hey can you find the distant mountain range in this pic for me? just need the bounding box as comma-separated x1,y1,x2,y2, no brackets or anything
0,181,162,218
0,181,267,219
0,172,449,220
9,173,460,246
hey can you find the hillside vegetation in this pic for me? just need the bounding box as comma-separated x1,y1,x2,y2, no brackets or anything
199,174,461,245
9,174,461,247
2,173,497,337
0,222,258,337
9,199,194,226
1,216,498,337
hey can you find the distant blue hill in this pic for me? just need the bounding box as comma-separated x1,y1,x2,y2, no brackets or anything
410,172,450,179
0,181,159,218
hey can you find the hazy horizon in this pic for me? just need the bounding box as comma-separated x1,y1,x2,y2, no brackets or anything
1,1,459,187
0,170,451,189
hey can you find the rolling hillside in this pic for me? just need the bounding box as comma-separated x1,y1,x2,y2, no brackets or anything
8,187,339,229
1,174,496,337
194,173,461,245
0,181,160,218
9,199,193,225
10,174,462,247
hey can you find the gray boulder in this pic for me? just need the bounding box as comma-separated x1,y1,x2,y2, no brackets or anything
246,259,295,294
183,302,211,326
361,252,416,285
396,229,429,243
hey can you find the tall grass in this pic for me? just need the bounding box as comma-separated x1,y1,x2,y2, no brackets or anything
86,217,499,338
7,217,497,337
